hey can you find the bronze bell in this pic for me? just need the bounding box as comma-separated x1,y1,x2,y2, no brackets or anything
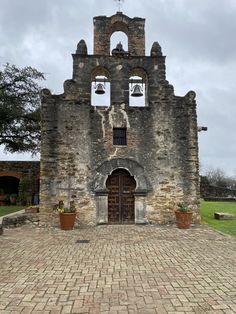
95,83,105,95
131,84,143,97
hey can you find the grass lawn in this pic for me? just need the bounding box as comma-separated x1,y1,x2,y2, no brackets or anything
0,206,25,217
200,200,236,237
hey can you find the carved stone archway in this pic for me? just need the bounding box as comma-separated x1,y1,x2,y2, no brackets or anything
93,158,150,224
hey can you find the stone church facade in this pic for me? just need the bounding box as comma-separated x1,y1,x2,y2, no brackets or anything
40,12,200,226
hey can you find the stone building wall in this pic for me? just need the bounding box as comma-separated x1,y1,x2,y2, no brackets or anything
0,161,39,179
40,12,200,226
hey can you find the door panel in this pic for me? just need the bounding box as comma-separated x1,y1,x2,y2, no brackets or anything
106,169,136,224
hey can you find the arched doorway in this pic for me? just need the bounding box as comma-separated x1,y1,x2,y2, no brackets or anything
0,176,19,194
106,169,136,224
0,176,20,205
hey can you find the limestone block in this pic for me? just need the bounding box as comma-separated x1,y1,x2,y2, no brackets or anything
214,212,234,220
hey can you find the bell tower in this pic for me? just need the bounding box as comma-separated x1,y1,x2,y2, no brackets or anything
72,11,166,107
93,12,145,56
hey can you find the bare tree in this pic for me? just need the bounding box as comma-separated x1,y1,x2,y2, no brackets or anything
205,167,236,189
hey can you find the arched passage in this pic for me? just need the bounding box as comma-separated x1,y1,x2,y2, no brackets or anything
0,176,20,205
0,176,20,194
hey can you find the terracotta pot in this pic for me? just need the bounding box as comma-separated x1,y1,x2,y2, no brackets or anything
175,211,193,229
59,212,76,230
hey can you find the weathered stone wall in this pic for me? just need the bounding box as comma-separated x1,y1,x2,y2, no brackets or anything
40,93,96,225
40,87,199,225
40,12,200,226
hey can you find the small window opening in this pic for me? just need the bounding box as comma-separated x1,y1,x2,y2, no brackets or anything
113,128,127,146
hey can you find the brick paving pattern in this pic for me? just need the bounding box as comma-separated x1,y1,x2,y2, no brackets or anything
0,224,236,313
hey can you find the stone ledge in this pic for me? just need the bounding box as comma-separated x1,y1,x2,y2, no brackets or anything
25,206,39,214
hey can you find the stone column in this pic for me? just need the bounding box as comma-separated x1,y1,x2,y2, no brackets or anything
95,193,108,224
134,193,147,224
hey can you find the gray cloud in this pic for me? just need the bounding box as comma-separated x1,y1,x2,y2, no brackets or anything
0,0,235,176
144,0,236,64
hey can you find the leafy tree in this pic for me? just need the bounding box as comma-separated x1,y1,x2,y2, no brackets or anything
18,175,33,205
0,63,45,154
200,175,210,187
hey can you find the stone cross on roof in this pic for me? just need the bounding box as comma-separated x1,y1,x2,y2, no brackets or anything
114,0,124,12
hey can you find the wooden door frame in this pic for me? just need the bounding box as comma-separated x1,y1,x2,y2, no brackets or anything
106,168,136,224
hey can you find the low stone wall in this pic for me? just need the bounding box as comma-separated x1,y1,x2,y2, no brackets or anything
201,184,236,198
204,197,236,202
2,213,39,228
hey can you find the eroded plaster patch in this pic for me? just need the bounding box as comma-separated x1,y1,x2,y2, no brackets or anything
97,110,106,138
120,103,130,128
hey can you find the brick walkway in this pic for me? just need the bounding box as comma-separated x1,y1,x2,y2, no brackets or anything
0,224,236,314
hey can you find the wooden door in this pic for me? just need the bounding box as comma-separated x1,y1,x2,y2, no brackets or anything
106,169,136,224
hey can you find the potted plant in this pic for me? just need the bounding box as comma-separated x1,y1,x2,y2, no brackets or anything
58,200,76,230
175,203,193,229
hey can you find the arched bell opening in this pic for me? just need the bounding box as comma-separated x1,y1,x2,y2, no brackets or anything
129,68,148,107
91,67,111,107
110,31,129,56
106,168,136,224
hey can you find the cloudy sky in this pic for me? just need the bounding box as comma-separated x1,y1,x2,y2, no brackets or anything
0,0,236,176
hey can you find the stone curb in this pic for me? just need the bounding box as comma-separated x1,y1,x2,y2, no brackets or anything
0,209,25,224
